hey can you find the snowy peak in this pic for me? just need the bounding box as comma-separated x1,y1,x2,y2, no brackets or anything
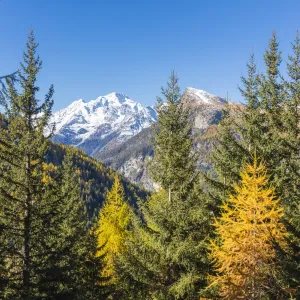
94,92,129,106
181,87,227,131
51,92,157,155
184,87,226,106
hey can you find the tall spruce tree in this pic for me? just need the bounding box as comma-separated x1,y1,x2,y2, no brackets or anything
30,162,63,299
82,227,111,300
36,152,90,299
119,72,213,299
205,53,264,205
37,150,111,300
151,71,196,201
58,151,88,298
0,30,56,299
0,33,109,298
279,33,300,296
206,33,285,201
258,31,288,192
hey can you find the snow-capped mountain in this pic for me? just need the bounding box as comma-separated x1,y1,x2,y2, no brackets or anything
50,92,157,155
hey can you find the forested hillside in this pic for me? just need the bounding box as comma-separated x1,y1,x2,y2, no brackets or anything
47,143,149,219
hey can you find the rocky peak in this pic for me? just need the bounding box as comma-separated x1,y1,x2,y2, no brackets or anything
183,87,226,106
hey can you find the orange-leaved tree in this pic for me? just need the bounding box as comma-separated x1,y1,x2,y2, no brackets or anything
95,174,131,282
209,158,288,299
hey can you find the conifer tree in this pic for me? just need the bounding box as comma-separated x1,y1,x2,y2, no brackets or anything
279,32,300,296
257,32,289,195
95,174,131,283
59,151,88,297
203,54,262,209
82,227,111,300
0,30,56,299
48,150,111,299
209,159,289,299
260,32,284,118
151,71,196,201
206,33,285,200
37,151,90,299
119,72,213,299
120,187,212,300
33,161,64,299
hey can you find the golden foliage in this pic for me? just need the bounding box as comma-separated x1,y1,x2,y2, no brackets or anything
209,158,288,299
95,174,131,282
41,162,58,184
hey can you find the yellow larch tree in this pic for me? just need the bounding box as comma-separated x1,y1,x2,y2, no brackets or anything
95,174,131,282
209,158,288,299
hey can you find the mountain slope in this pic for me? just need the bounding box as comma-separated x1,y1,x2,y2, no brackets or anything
96,126,155,190
50,92,157,156
47,143,149,220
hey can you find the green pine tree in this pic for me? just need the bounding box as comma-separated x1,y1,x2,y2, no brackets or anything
278,32,300,297
58,151,88,298
205,53,263,206
0,30,56,299
81,226,112,300
205,33,286,212
36,151,89,299
119,72,213,299
151,71,196,201
51,150,110,299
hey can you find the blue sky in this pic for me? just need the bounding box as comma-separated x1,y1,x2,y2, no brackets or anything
0,0,299,111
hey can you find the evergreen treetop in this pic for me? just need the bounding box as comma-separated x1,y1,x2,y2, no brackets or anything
118,73,213,300
151,71,196,199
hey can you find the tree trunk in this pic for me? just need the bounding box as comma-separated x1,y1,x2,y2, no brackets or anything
23,154,31,299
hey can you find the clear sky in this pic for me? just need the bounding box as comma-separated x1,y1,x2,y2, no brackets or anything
0,0,299,111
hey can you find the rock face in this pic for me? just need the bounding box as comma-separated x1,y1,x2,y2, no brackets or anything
50,92,157,156
97,88,227,189
182,87,226,130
